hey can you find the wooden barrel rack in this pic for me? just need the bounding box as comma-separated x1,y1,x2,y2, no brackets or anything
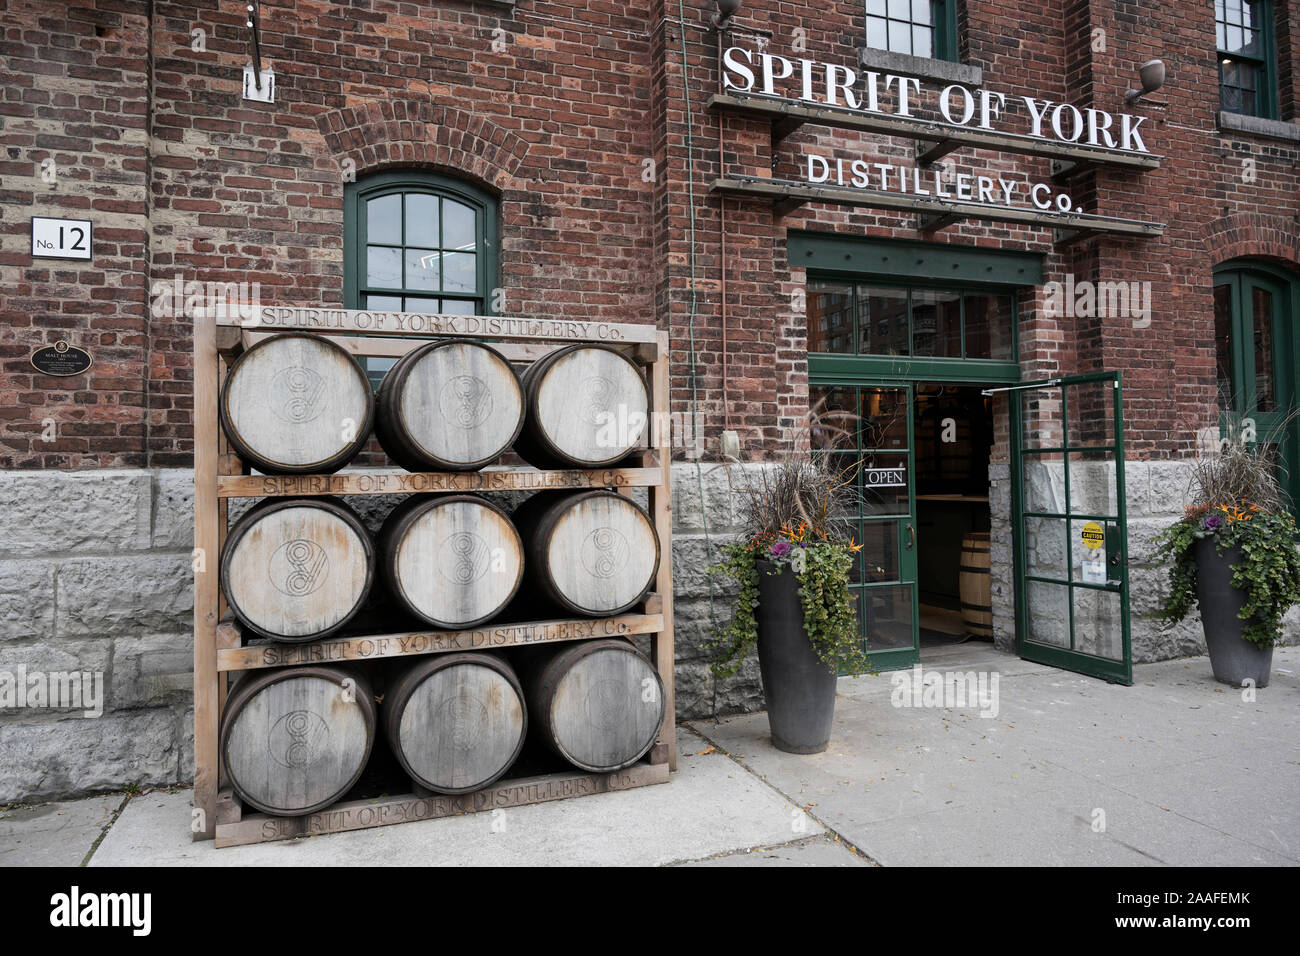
192,308,675,847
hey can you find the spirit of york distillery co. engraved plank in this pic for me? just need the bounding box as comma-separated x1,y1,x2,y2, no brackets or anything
217,467,660,498
216,614,665,671
213,764,670,847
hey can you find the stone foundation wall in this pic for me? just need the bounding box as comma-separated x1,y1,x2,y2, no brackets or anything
4,461,1297,803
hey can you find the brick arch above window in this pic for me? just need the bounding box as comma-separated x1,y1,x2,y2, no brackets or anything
316,101,530,194
1199,212,1300,269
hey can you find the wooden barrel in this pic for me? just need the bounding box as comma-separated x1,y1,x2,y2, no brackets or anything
520,639,665,773
221,496,374,642
513,490,659,617
220,666,376,816
383,653,527,794
378,494,524,629
513,344,649,468
375,340,524,472
959,532,994,638
220,332,374,475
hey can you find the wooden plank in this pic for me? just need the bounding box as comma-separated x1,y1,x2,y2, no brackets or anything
217,467,664,498
242,329,563,364
648,331,677,772
214,762,669,848
192,305,220,841
216,306,659,344
712,176,1165,239
217,613,667,672
709,92,1164,171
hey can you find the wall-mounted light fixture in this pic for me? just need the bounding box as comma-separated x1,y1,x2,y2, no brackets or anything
1124,59,1166,106
712,0,742,31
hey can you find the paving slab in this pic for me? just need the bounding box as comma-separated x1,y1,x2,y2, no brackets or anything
678,835,870,867
688,647,1300,867
0,794,125,867
89,729,822,867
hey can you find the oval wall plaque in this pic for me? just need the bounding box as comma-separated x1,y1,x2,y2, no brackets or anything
31,340,92,377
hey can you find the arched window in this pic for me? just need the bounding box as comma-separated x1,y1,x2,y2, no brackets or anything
344,170,499,383
1213,260,1299,514
345,170,498,315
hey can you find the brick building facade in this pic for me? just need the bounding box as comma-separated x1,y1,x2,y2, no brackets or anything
2,0,1298,800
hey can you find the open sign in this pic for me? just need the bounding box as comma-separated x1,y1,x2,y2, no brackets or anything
863,466,906,488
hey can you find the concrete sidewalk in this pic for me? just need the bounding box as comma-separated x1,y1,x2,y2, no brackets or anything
2,645,1296,866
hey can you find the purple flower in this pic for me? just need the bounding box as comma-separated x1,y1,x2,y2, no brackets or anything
1204,514,1224,531
769,540,792,557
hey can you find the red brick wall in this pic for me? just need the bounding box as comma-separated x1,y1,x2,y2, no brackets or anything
2,0,1299,469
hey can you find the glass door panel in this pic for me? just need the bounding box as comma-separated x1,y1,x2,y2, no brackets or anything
811,383,918,671
1013,373,1133,684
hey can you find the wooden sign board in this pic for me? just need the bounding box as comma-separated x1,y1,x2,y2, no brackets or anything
214,763,670,847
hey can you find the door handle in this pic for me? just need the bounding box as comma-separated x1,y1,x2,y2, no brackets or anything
905,523,915,551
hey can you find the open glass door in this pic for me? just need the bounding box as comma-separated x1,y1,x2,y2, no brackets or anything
1011,372,1133,684
811,383,919,671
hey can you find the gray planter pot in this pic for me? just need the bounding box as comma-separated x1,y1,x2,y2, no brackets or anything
1193,537,1273,688
755,560,838,754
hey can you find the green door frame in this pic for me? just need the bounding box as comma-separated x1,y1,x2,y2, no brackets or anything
1010,372,1134,685
1213,261,1299,519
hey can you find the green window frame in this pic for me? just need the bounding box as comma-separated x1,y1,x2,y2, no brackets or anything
1216,0,1278,120
344,170,499,384
1213,259,1299,518
865,0,958,62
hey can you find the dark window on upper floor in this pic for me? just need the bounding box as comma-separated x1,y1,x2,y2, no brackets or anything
1217,0,1279,119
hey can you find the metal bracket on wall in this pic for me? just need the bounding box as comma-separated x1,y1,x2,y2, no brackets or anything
242,1,273,103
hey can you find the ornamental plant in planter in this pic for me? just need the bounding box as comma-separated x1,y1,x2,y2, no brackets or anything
1154,426,1300,688
707,455,869,754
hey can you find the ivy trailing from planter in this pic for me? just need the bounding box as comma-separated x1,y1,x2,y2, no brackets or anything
1154,504,1300,648
1154,418,1300,649
706,527,869,678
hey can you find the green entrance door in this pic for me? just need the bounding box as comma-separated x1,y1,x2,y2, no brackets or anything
811,383,919,671
1010,372,1133,684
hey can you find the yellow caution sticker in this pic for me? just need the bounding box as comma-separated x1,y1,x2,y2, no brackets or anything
1080,521,1105,550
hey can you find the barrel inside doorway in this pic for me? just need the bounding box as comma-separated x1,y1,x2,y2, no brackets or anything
914,384,995,652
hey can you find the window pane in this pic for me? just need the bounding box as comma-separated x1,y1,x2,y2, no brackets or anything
366,245,402,287
403,296,439,313
364,294,402,311
912,25,932,59
866,0,886,12
366,194,401,245
888,19,912,54
1252,286,1275,411
1213,283,1236,410
860,387,909,451
886,0,910,17
808,281,855,353
439,298,478,316
911,0,932,25
858,286,910,356
866,16,888,49
964,294,1014,360
911,288,961,358
405,194,439,248
405,248,441,291
443,200,476,250
862,584,913,651
810,385,858,450
442,252,477,293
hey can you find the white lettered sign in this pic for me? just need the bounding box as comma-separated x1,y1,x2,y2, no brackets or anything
31,217,92,261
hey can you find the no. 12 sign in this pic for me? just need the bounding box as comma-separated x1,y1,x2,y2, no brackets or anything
31,216,92,261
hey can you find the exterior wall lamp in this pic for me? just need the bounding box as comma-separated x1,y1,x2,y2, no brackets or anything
712,0,742,31
1124,59,1166,106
